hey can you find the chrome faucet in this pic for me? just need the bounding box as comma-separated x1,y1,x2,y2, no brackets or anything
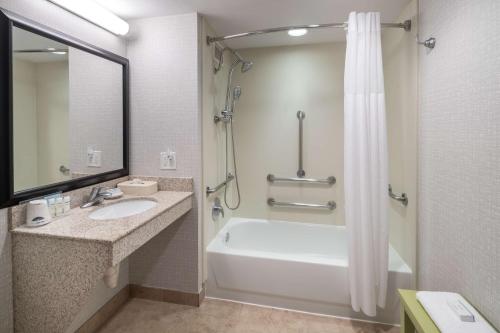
212,197,224,220
81,186,112,208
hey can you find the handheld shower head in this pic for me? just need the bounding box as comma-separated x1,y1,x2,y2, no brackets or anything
241,61,253,73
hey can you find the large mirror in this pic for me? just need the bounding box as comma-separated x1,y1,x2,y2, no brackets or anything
0,10,129,207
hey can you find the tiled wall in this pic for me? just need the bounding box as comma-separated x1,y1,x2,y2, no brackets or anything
418,0,500,328
69,48,124,175
127,13,202,294
0,0,127,331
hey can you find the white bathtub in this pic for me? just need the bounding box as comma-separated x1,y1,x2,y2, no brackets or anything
207,217,412,324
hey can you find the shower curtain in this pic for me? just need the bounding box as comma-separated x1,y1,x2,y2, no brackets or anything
343,12,389,317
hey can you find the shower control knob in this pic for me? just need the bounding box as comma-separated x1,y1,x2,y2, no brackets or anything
212,197,225,221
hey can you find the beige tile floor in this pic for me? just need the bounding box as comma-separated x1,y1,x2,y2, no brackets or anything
98,298,399,333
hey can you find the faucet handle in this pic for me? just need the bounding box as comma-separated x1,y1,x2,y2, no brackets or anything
212,197,224,220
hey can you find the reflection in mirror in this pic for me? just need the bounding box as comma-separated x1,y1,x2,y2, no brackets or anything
12,26,124,193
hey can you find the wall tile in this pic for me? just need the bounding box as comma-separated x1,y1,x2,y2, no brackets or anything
127,13,202,294
418,0,500,328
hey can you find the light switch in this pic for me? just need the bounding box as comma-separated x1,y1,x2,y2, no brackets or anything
87,147,102,167
160,150,176,170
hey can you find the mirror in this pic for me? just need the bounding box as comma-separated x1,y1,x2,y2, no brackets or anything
13,27,124,192
0,10,129,207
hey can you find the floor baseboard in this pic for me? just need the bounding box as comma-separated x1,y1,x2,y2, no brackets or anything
75,285,130,333
130,284,204,307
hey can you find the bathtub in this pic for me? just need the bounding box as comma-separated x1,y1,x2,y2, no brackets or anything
207,217,412,324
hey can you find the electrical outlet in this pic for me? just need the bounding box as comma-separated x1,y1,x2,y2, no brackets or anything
160,150,176,170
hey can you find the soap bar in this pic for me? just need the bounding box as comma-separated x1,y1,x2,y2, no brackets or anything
118,179,158,196
447,299,475,322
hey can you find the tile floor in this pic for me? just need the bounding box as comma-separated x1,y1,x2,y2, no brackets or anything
98,298,399,333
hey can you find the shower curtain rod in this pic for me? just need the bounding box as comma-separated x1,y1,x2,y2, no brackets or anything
207,19,411,44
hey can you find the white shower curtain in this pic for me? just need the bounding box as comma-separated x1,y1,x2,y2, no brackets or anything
343,12,389,317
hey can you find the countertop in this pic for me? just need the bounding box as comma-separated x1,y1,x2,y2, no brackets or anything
12,190,193,244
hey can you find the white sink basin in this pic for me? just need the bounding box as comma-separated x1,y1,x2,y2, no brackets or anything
89,199,157,220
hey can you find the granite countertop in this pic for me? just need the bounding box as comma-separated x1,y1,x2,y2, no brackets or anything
12,191,193,244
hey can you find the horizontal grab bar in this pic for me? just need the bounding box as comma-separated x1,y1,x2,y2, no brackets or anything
206,173,235,195
267,174,336,185
267,198,336,210
388,184,408,206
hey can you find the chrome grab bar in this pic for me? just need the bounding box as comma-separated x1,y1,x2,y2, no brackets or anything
206,173,235,195
267,198,336,210
388,184,408,206
297,110,305,177
267,174,336,185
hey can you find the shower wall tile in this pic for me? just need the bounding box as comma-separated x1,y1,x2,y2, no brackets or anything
418,0,500,328
127,13,202,293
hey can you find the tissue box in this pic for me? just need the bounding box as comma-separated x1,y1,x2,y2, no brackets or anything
118,179,158,196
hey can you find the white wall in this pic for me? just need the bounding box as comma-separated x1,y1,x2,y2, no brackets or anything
0,0,127,331
35,60,70,186
418,0,500,328
127,13,202,294
382,0,418,280
13,59,71,190
233,43,345,225
201,19,235,281
13,58,38,191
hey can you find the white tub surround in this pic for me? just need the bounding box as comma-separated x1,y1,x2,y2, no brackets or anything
11,191,192,333
344,11,389,316
207,218,411,324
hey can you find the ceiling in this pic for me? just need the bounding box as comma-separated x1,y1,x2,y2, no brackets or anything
95,0,412,49
13,26,68,63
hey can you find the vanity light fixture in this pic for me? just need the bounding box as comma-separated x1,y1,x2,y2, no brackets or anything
288,28,308,37
47,0,129,35
47,47,67,55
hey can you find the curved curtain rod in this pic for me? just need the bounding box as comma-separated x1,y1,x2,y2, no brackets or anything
207,19,411,44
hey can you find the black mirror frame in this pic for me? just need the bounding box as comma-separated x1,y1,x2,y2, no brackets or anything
0,9,129,208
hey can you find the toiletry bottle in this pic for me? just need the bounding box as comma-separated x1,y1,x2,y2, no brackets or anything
63,196,71,214
48,198,56,217
55,197,64,216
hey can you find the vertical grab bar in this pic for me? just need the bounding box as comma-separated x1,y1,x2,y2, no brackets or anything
297,111,306,178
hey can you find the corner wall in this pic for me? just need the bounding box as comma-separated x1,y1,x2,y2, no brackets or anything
418,0,500,328
127,13,202,294
201,18,236,282
382,0,418,282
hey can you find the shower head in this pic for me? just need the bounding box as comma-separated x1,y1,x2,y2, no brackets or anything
241,61,253,73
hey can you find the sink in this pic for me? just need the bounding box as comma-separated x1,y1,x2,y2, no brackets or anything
89,199,158,220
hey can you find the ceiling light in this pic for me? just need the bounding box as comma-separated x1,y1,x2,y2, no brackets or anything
308,24,320,28
288,29,308,37
52,51,67,55
47,0,129,35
